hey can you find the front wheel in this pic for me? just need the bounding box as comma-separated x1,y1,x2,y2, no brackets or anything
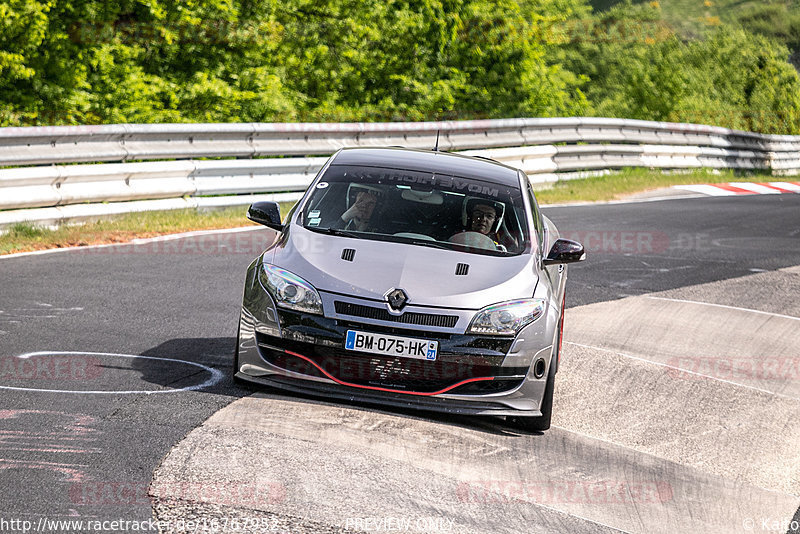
233,320,246,385
509,360,555,432
509,322,560,432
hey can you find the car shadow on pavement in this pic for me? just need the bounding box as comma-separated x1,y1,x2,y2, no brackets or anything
133,336,249,398
133,336,543,438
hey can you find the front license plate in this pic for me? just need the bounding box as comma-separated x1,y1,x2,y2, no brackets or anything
345,330,438,361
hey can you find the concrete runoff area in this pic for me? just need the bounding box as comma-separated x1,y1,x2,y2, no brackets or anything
151,267,800,533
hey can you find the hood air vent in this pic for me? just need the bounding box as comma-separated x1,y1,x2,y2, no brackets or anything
341,248,356,262
455,263,469,276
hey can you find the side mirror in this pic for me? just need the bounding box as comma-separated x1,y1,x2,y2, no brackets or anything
247,201,283,231
543,238,585,265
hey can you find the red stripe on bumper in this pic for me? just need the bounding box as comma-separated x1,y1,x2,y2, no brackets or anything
284,349,495,396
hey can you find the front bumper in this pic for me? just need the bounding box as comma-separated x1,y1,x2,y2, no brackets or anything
235,264,557,417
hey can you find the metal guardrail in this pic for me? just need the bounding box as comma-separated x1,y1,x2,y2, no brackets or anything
1,117,799,229
0,158,327,211
4,117,800,166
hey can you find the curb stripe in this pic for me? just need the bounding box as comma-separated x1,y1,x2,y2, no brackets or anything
711,183,758,195
769,182,800,193
731,183,782,194
672,184,736,196
673,182,800,196
758,183,795,193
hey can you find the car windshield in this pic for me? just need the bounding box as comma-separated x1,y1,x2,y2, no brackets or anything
300,165,531,256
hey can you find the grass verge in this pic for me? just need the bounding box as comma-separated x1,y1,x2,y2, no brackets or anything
0,206,262,255
0,168,780,255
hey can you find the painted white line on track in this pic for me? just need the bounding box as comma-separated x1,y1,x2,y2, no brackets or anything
0,351,223,394
564,341,800,402
644,296,800,322
0,226,265,261
128,226,264,244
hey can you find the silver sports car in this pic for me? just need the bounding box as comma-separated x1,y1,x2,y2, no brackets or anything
235,147,584,431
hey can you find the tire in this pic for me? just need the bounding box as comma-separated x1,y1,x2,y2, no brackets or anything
509,361,555,432
509,322,561,432
232,321,246,385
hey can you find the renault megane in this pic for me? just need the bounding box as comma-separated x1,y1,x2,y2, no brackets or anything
234,147,584,431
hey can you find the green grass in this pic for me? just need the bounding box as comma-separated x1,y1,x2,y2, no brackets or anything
0,204,293,255
0,169,781,255
7,222,47,239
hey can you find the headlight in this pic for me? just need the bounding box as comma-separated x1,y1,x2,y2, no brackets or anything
259,263,323,315
466,299,546,336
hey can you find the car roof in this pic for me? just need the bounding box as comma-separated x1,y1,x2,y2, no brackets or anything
330,147,522,188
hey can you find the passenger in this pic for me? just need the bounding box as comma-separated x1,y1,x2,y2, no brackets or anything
338,190,379,231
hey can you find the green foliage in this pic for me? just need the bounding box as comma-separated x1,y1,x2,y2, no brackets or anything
0,0,799,133
732,2,800,70
267,0,590,120
555,1,800,133
1,0,584,124
591,0,800,63
674,27,800,133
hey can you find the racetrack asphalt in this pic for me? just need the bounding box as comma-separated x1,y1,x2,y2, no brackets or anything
0,194,798,533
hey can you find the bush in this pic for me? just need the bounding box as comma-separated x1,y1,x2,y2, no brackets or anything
1,0,799,133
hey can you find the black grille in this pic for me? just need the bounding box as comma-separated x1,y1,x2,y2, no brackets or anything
341,248,356,261
455,263,469,276
334,301,458,328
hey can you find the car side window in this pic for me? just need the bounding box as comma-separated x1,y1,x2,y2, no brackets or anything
526,182,545,252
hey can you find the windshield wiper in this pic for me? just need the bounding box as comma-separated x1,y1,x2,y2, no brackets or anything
307,226,362,239
402,239,452,250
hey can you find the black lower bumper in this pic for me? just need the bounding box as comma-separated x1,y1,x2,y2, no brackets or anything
254,309,527,395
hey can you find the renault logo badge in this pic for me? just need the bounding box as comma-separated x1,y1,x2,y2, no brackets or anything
385,288,408,312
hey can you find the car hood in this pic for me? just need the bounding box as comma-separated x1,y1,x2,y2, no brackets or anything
266,226,538,309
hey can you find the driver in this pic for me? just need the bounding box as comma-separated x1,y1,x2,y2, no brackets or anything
469,202,499,236
459,199,518,251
